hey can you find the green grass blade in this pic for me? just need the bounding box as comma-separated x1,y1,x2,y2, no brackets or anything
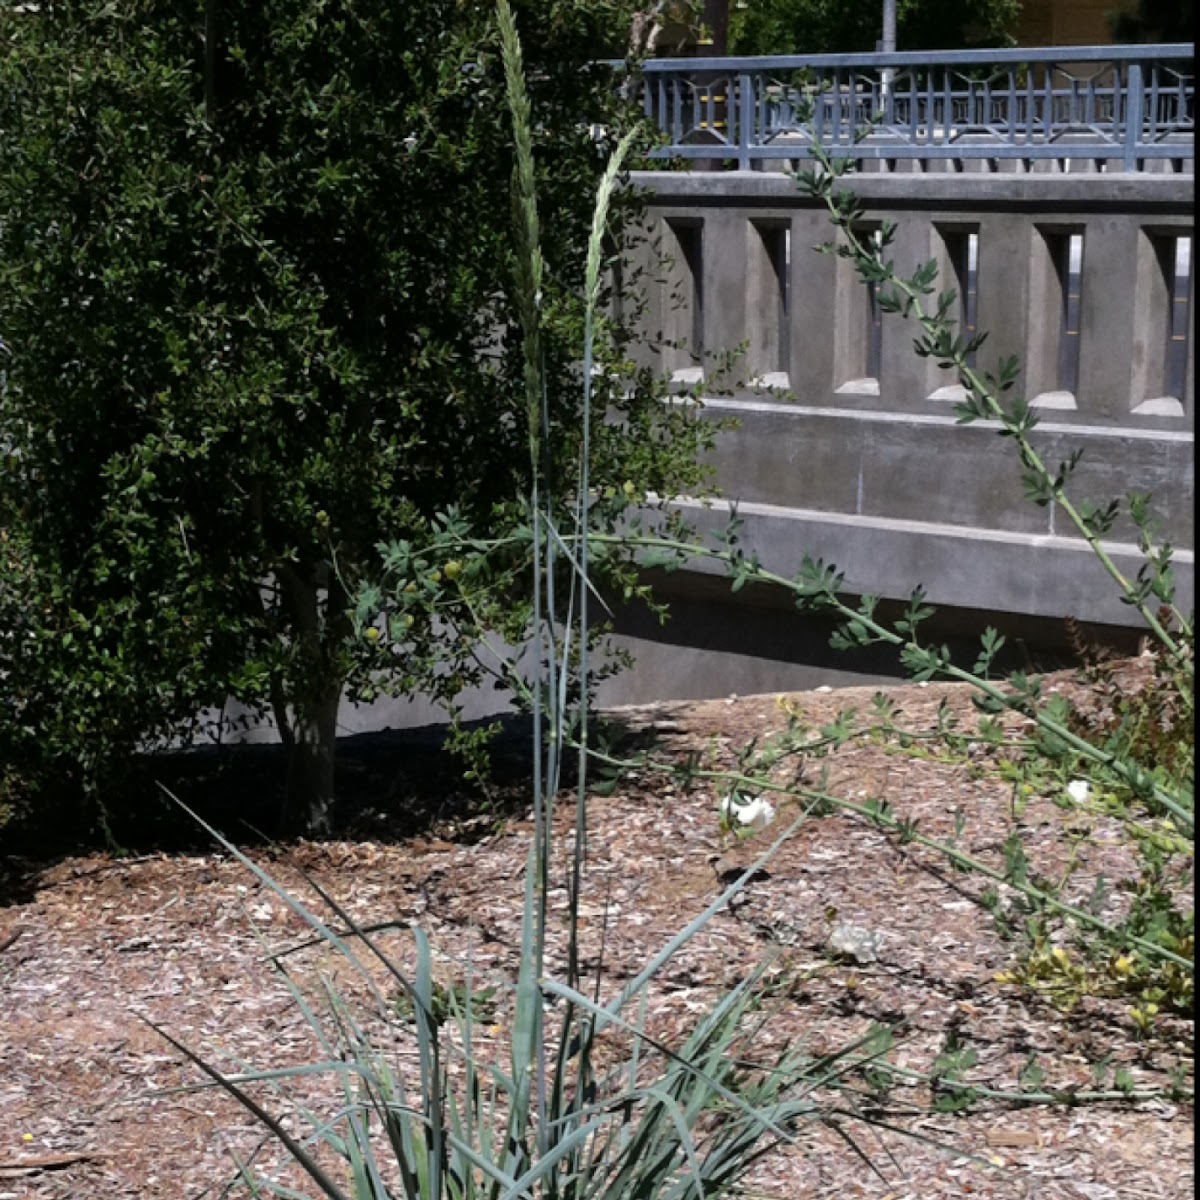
412,924,447,1199
537,980,815,1153
502,842,541,1184
138,1016,352,1200
496,1113,612,1200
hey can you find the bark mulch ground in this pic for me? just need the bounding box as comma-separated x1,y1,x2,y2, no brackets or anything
0,668,1192,1199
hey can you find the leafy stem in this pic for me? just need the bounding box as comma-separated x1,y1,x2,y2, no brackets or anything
582,744,1193,972
798,151,1192,665
586,530,1194,835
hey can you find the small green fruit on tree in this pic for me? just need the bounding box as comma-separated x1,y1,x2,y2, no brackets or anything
0,0,711,836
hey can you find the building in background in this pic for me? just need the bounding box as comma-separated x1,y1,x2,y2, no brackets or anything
1015,0,1192,44
1015,0,1115,44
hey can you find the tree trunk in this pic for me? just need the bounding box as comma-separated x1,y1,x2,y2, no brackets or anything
275,562,351,837
282,675,341,837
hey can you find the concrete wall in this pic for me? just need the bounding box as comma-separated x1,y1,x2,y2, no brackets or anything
598,169,1193,698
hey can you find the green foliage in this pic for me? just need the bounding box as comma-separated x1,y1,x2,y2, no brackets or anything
929,1031,980,1112
0,0,714,836
729,0,1019,55
781,154,1195,1028
392,979,499,1030
985,627,1194,1019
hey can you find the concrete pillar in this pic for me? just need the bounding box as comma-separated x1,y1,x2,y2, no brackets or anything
973,213,1041,405
828,223,879,395
619,213,666,376
788,208,842,402
878,215,948,406
1076,215,1168,420
699,208,747,386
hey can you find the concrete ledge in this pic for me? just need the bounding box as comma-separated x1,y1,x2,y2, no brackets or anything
630,171,1196,212
699,399,1195,547
667,496,1196,628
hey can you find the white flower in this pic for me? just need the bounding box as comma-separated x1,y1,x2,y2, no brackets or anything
720,794,777,832
828,923,880,964
1066,779,1091,804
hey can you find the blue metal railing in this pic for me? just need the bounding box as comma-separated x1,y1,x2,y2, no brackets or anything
638,44,1194,171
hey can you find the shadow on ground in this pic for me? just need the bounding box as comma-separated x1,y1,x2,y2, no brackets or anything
0,710,651,904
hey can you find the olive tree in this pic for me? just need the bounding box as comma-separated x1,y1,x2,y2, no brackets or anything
0,0,710,836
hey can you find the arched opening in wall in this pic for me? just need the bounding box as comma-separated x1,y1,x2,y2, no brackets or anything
1132,230,1192,418
1028,226,1083,410
834,225,883,396
747,220,790,390
662,217,705,384
928,225,980,402
865,229,883,382
1059,233,1083,399
1164,235,1192,408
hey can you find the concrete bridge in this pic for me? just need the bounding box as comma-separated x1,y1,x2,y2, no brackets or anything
600,163,1193,701
363,46,1196,724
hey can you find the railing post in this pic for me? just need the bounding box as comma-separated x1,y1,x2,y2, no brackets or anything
1124,61,1144,172
738,72,753,170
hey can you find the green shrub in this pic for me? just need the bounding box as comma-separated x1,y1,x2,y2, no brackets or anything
0,0,713,837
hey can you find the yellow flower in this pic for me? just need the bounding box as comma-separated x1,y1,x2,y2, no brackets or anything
443,560,462,581
365,627,380,641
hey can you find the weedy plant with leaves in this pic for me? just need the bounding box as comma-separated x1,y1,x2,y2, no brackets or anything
793,150,1192,1027
580,143,1192,1041
148,10,937,1197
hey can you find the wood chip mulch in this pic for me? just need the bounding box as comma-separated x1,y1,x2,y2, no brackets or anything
0,668,1192,1200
